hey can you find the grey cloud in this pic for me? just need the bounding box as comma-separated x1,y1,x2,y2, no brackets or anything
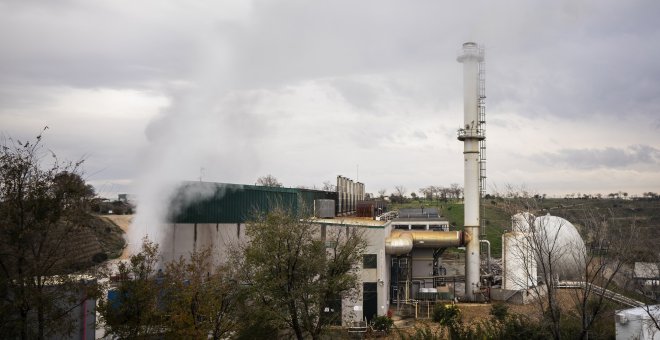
330,79,377,112
412,130,428,141
0,1,205,88
536,145,660,169
3,0,660,200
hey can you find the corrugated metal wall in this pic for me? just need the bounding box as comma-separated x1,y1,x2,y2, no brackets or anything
170,182,338,223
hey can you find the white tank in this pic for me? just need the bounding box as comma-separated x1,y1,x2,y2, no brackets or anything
511,212,533,232
533,215,586,280
503,231,537,290
507,213,586,281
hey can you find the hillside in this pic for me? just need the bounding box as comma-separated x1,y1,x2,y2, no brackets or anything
390,198,660,260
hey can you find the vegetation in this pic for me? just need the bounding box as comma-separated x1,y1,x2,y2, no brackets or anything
425,303,548,340
256,174,282,187
0,131,102,339
432,304,461,326
229,208,367,340
99,240,239,339
389,198,507,257
100,208,370,340
370,315,393,333
98,240,165,338
490,302,509,322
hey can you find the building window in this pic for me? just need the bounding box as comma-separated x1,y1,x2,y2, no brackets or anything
363,254,377,269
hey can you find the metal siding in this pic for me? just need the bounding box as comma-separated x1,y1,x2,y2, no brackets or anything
171,182,336,224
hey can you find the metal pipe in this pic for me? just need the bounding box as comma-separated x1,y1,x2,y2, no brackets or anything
385,230,469,255
480,239,491,274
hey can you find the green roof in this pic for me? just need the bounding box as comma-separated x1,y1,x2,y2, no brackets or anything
169,181,337,223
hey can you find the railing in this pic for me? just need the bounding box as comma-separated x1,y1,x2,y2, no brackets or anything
376,211,398,221
556,281,644,308
457,128,485,140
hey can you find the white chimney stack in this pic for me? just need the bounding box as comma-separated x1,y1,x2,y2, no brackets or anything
457,42,485,301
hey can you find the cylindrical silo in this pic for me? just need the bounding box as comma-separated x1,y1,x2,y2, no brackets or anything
502,232,537,290
336,176,343,215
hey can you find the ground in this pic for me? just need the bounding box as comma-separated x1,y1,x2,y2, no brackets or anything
94,214,130,259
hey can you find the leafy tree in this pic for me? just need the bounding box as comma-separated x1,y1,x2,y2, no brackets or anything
98,239,164,338
163,247,238,339
230,208,367,340
99,240,239,339
0,131,100,339
256,174,282,187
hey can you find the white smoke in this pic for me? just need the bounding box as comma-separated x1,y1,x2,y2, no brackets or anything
127,4,262,255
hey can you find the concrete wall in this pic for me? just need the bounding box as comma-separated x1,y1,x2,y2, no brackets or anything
341,225,391,324
159,222,392,326
160,223,244,264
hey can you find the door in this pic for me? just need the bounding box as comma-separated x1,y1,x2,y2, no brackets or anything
362,282,378,323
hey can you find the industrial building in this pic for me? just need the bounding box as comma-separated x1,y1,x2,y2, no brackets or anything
158,42,491,324
163,178,467,324
158,42,603,325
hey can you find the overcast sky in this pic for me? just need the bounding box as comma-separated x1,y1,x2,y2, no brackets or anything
2,0,660,199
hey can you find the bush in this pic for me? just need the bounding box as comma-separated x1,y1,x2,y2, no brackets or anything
432,304,460,327
371,315,393,333
92,252,108,263
490,302,509,321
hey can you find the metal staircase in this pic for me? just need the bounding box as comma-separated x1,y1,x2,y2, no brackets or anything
478,47,488,243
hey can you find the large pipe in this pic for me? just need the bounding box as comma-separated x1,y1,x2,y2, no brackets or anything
385,230,469,255
457,42,484,301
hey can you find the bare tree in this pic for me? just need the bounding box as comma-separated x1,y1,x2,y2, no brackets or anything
394,186,407,197
449,183,463,200
256,174,282,187
500,187,649,339
321,181,336,191
377,189,386,199
419,187,433,200
567,209,639,339
499,188,578,339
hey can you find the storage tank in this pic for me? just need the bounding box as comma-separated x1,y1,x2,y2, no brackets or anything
502,232,537,290
615,305,660,340
508,213,586,281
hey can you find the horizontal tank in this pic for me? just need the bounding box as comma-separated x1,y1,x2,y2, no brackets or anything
385,230,468,255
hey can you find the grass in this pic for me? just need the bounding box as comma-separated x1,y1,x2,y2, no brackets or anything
389,197,660,260
390,199,506,258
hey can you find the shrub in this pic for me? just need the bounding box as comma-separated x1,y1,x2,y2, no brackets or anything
371,315,393,333
92,252,108,263
432,304,460,327
490,302,509,322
